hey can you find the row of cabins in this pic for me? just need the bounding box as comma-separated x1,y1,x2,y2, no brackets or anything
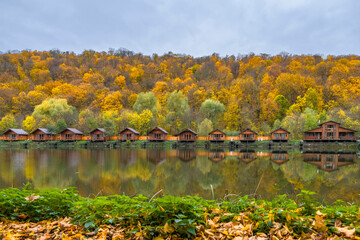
1,121,358,142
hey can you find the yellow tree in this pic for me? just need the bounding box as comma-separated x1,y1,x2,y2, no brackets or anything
101,91,123,112
224,98,240,131
22,116,37,133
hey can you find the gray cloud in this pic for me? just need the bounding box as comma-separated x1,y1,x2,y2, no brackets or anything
0,0,359,56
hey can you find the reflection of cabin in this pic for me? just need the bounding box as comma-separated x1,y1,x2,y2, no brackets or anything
148,127,168,142
175,128,198,142
30,128,55,141
303,121,357,142
119,128,140,141
239,128,257,142
208,129,226,143
59,128,83,141
303,152,354,172
271,128,290,142
177,150,197,162
208,151,225,162
147,149,167,164
2,129,29,141
89,128,109,142
238,151,257,163
270,151,289,165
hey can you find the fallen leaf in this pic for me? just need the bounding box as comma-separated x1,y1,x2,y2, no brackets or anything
336,227,355,238
25,194,40,202
163,222,175,234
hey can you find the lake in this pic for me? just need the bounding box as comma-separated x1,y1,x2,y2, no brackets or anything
0,148,359,202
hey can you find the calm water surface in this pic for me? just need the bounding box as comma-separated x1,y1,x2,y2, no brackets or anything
0,149,359,202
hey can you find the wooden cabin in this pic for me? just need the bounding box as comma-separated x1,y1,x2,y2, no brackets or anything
208,129,226,143
59,128,83,141
30,128,55,141
2,129,29,141
148,127,168,142
239,128,258,142
177,149,197,162
303,121,357,142
89,128,109,142
175,128,198,142
238,151,257,163
270,151,289,165
208,151,225,162
119,128,140,142
303,152,354,172
270,128,290,142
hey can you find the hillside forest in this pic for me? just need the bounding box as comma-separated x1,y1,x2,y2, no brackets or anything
0,49,360,139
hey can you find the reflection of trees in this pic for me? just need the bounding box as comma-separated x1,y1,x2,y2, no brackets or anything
2,149,360,202
131,177,156,197
196,154,212,174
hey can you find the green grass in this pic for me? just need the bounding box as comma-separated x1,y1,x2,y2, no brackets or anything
1,186,359,238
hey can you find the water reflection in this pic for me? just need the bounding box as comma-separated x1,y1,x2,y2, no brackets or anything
270,151,289,165
0,149,359,202
303,151,355,172
238,150,257,164
177,149,196,162
208,150,225,162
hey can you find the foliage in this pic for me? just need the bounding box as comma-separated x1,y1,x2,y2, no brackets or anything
0,187,359,239
199,99,225,126
166,91,190,133
32,98,77,127
1,51,360,138
22,115,37,133
133,92,158,115
0,114,18,133
198,118,213,136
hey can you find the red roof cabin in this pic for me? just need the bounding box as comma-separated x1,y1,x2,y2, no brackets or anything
30,128,56,141
175,128,198,142
271,127,290,142
208,129,226,143
2,129,29,141
59,128,83,141
90,128,109,142
148,127,168,142
119,128,140,142
303,121,357,142
239,128,258,142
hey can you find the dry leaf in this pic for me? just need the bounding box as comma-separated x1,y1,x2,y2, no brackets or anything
25,194,40,202
163,222,175,234
336,227,355,238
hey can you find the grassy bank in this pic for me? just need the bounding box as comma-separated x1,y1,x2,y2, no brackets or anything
0,187,359,239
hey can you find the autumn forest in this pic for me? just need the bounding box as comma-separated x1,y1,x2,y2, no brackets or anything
0,49,360,139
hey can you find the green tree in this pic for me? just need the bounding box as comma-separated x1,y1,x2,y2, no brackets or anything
101,110,118,136
198,118,213,137
133,92,158,115
274,95,290,120
199,99,225,126
301,108,318,131
32,98,77,126
166,91,190,133
0,114,18,133
78,109,98,135
55,119,67,133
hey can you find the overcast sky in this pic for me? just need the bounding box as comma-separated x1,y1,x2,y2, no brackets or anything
1,0,359,57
